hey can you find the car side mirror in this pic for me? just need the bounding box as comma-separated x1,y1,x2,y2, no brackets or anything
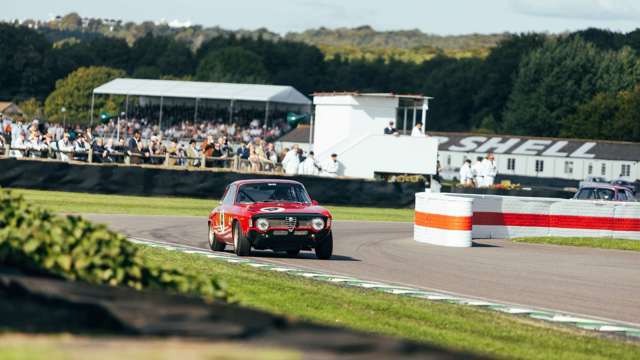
311,200,319,206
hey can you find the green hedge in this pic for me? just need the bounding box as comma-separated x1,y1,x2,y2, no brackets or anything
0,190,227,300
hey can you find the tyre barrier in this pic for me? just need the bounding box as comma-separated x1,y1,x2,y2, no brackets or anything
414,192,640,246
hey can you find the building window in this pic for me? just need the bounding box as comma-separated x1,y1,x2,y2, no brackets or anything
446,155,451,166
564,161,573,174
621,164,631,177
601,163,607,176
587,163,593,175
535,160,544,173
507,158,516,171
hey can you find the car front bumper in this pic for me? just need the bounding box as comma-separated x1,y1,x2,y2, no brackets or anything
247,229,331,251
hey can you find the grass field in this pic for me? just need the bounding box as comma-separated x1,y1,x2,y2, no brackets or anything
10,188,414,222
513,237,640,252
137,245,640,360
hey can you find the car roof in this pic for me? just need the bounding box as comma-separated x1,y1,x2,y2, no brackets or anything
580,183,627,191
231,179,304,186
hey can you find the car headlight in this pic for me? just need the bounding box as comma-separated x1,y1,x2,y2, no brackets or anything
311,217,325,231
255,218,269,231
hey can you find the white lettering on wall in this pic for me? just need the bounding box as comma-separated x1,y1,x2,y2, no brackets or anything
512,140,552,155
448,136,487,152
570,142,597,158
476,137,520,154
542,141,569,157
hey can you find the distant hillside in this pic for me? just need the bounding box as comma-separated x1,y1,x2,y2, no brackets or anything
285,26,507,60
17,13,506,62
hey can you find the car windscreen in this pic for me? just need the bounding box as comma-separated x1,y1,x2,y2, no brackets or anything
575,188,596,200
595,188,615,200
236,183,311,204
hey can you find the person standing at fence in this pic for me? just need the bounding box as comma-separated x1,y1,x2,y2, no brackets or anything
321,153,340,177
187,139,200,167
472,156,485,188
236,142,250,160
11,132,27,158
384,121,397,135
411,123,425,137
459,159,473,187
128,130,143,164
92,137,107,163
265,142,278,164
73,134,89,162
56,133,73,162
282,144,300,175
298,151,320,176
482,153,498,187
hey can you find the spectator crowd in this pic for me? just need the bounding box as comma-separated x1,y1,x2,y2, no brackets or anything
0,115,341,177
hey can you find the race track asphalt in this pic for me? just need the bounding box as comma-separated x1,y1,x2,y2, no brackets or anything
87,214,640,326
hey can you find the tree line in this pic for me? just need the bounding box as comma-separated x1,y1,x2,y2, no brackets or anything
2,22,640,142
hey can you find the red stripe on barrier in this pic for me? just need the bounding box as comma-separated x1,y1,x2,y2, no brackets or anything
473,212,549,227
473,212,640,232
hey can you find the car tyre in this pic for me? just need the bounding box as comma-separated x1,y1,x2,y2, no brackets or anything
314,231,333,260
286,249,300,257
208,224,226,251
233,221,251,256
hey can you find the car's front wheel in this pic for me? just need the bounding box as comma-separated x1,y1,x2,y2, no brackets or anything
208,224,226,251
233,221,251,256
314,231,333,260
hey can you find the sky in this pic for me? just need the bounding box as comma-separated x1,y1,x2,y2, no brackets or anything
4,0,640,35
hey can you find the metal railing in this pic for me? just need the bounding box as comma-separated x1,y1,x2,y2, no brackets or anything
1,144,284,174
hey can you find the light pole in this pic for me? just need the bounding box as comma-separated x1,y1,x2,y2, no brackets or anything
61,107,67,129
117,112,125,140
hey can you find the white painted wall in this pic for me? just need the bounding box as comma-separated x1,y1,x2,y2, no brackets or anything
313,95,398,157
334,135,438,178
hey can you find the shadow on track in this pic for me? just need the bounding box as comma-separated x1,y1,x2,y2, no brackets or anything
221,249,360,261
472,241,501,248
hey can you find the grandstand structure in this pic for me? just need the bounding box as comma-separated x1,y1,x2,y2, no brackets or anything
91,78,311,127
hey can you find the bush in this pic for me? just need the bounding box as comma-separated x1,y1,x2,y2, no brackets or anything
0,190,227,300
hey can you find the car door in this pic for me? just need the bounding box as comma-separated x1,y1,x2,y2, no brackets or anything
212,185,236,243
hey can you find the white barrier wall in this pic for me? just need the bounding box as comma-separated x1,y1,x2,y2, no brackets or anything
414,192,640,246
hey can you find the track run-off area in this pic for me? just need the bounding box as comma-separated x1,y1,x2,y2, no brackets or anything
87,214,640,332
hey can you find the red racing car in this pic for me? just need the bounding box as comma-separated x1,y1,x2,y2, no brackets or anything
207,179,333,259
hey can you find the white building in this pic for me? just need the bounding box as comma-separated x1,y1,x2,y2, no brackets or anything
434,132,640,183
306,92,439,179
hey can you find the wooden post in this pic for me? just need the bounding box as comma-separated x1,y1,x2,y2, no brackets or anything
88,148,93,163
200,154,206,169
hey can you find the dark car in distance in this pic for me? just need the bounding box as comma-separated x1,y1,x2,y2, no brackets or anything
573,183,636,202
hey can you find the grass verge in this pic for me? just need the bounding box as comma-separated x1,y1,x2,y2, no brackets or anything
138,245,640,360
0,334,298,360
10,188,413,222
513,237,640,252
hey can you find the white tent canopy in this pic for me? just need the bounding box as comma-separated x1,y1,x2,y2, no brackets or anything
93,78,311,105
89,78,311,127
